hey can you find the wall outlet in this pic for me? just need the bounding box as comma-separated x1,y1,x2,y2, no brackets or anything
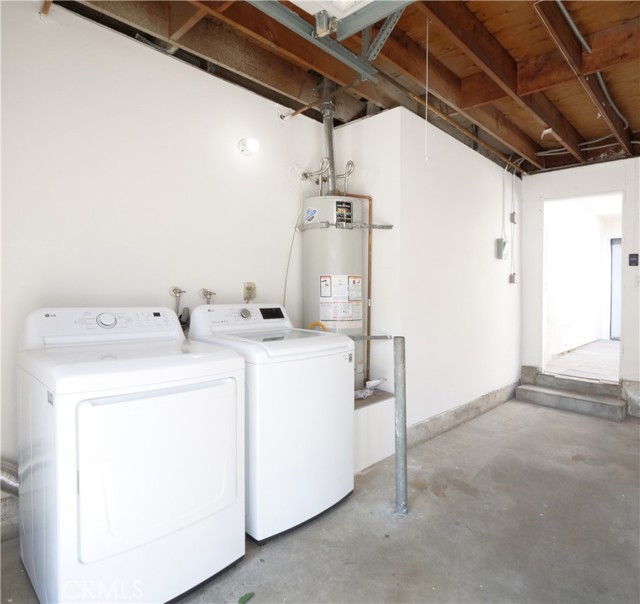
243,282,256,301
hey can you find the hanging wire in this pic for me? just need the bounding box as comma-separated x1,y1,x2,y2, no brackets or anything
282,165,308,306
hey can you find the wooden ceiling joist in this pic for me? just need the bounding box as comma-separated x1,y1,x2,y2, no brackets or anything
518,17,640,97
416,0,586,163
190,0,415,112
169,2,206,42
531,0,632,156
84,0,364,122
367,27,544,168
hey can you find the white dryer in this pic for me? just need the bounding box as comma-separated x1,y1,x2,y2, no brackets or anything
189,304,354,542
17,307,245,604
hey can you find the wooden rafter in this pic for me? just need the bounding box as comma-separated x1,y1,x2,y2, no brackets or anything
518,17,640,97
84,0,364,122
531,0,632,156
169,2,206,42
190,0,415,112
359,27,545,168
415,0,585,163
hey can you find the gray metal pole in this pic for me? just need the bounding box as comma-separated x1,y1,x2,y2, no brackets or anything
394,336,408,514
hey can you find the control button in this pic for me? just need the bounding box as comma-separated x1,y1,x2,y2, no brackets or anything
96,312,117,329
240,308,251,319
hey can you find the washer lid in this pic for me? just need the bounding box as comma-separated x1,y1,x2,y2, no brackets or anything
17,339,244,394
194,328,353,363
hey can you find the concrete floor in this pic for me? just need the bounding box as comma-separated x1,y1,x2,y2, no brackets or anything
545,340,620,383
2,401,639,604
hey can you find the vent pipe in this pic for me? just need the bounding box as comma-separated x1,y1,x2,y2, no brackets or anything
321,79,338,195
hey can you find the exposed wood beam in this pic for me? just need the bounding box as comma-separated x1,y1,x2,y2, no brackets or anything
459,17,640,104
359,26,545,167
518,18,640,96
531,0,632,156
190,0,415,112
460,72,506,109
83,1,364,122
416,0,585,163
169,2,206,42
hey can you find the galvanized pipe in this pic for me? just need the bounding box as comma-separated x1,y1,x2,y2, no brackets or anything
321,108,337,194
321,79,337,195
1,459,19,496
394,336,408,514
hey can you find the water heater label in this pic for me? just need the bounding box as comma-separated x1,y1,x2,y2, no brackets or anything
304,207,318,223
335,201,353,224
318,274,363,328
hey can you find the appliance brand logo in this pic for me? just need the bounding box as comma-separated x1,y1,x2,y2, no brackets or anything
304,207,317,223
44,313,57,318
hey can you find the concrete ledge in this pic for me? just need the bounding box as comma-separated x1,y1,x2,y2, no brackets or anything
536,373,621,398
407,382,517,449
622,380,640,418
516,384,626,422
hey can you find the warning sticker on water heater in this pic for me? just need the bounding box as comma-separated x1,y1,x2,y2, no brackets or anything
319,275,363,328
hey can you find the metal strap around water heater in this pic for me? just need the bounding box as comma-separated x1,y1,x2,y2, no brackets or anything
298,221,393,232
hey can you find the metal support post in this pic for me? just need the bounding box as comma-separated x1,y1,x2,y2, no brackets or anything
394,336,408,514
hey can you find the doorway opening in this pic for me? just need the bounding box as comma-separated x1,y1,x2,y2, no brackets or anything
542,193,622,383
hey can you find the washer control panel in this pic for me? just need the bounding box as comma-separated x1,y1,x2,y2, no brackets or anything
22,307,182,349
190,304,292,333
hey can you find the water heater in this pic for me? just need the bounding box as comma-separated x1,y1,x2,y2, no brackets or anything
301,195,367,389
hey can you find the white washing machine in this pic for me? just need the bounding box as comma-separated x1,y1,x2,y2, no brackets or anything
189,304,354,542
17,307,245,604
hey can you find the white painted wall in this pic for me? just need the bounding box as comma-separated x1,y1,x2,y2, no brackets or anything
1,2,322,459
338,108,522,470
543,200,621,363
522,159,640,382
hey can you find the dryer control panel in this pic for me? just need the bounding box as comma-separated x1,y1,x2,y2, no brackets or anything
22,307,182,349
190,304,293,334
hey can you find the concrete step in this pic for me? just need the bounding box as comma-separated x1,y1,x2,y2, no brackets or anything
536,372,621,398
516,384,627,422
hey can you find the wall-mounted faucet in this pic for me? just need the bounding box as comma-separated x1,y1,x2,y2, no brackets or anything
200,288,216,304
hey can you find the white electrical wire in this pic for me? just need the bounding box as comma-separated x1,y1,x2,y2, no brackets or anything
282,166,307,307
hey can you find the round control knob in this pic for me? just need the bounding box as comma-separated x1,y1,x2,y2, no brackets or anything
240,308,251,319
96,312,117,329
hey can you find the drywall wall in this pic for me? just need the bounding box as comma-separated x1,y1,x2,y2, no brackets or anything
338,108,522,470
1,2,321,459
522,159,640,382
543,200,621,362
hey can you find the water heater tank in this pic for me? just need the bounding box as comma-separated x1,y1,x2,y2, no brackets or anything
301,195,367,389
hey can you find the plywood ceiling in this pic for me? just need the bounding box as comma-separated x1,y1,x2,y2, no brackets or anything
51,1,640,174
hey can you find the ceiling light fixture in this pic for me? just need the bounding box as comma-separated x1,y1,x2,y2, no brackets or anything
238,138,260,156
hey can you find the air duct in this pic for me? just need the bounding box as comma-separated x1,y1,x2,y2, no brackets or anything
1,459,19,496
